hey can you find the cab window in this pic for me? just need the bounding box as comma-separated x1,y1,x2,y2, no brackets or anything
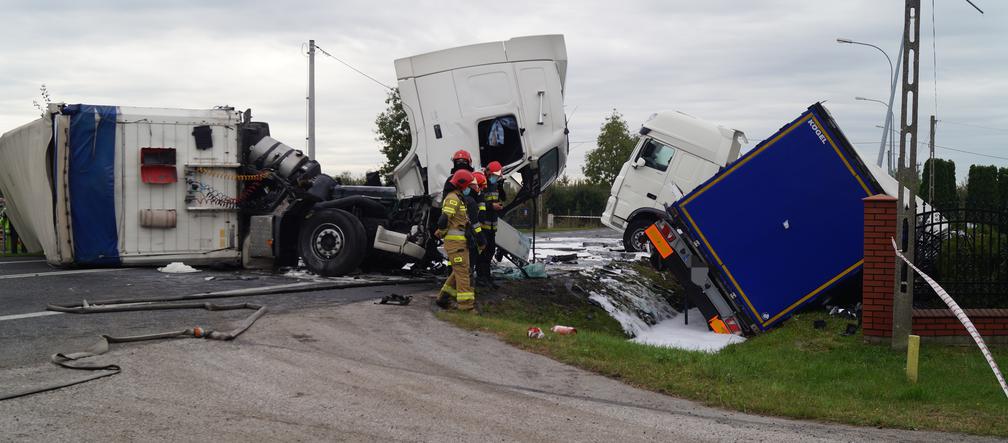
636,139,675,172
478,115,523,167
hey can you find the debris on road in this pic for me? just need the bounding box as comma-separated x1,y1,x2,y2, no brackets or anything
377,293,412,305
157,262,199,273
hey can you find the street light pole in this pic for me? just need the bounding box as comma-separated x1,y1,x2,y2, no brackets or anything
856,96,897,174
837,37,901,172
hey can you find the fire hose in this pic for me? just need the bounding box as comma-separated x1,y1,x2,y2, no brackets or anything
0,277,433,401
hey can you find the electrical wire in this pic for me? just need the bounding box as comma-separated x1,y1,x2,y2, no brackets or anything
852,141,1008,161
937,120,1008,134
313,44,394,90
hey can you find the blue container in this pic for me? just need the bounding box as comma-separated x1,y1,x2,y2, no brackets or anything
674,103,882,331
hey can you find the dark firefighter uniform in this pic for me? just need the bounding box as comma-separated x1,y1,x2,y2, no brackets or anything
477,176,505,281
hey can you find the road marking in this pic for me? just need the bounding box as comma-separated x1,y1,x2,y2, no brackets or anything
0,268,133,280
0,259,46,265
0,311,63,322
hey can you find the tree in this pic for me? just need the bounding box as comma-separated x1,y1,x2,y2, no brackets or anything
374,88,411,176
582,109,638,186
999,167,1008,208
919,158,957,211
966,164,1000,208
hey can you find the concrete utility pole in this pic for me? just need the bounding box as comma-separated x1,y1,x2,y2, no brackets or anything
928,115,936,202
308,39,316,159
893,0,921,351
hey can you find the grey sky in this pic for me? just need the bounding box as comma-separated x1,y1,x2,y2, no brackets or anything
1,0,1004,183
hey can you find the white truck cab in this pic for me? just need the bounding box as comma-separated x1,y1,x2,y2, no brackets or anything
391,35,568,202
601,111,746,251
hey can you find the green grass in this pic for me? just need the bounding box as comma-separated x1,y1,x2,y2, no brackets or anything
440,306,1008,437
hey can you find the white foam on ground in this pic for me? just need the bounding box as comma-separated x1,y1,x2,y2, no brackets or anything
632,308,746,352
157,262,199,273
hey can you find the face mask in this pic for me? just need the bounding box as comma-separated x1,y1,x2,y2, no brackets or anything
489,176,498,185
463,187,471,196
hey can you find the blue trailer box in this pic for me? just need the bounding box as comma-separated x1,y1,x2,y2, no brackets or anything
673,103,882,331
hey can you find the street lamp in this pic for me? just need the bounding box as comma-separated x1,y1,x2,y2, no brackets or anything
856,96,897,175
837,38,898,174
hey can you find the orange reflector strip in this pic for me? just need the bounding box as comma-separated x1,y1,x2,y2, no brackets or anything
645,224,673,258
709,316,730,334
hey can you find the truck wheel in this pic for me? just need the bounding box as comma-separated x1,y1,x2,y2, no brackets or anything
623,218,653,253
299,209,366,276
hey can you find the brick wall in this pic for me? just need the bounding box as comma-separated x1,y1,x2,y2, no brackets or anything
861,194,897,338
860,194,1008,343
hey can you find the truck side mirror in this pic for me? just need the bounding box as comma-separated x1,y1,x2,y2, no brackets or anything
632,158,645,169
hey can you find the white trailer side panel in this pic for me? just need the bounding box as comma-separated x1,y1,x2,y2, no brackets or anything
0,118,56,259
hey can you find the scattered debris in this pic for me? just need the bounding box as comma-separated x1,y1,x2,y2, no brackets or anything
549,253,578,263
157,262,199,273
842,323,859,336
551,325,577,335
204,276,216,281
527,327,545,339
377,293,412,305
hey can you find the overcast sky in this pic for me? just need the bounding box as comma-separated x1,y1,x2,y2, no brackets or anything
1,1,1004,183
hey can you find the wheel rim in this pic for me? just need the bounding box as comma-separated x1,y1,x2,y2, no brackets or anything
630,228,651,253
312,223,344,259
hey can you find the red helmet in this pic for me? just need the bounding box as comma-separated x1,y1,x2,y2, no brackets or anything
452,149,472,163
472,171,487,190
449,169,474,190
486,161,503,176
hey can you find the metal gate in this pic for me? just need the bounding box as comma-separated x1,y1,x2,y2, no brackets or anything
915,205,1008,308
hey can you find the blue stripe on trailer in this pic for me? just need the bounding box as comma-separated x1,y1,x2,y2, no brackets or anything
675,103,880,331
65,104,120,265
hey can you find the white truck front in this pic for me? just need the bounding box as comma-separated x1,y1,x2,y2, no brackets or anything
601,111,745,251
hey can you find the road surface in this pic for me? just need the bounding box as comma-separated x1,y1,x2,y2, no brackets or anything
0,257,994,441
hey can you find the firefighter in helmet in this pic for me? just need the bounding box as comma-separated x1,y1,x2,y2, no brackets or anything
434,169,484,311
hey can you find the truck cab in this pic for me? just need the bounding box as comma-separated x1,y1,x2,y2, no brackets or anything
391,35,568,202
601,111,745,252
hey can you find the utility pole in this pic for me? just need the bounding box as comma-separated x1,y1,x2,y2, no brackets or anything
307,39,316,159
928,115,936,202
893,0,921,351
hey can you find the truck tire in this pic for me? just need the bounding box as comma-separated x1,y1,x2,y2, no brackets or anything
299,209,366,276
623,217,654,253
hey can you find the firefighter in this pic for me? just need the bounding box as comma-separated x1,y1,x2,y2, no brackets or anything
434,169,483,311
441,149,474,197
477,161,505,286
468,171,490,285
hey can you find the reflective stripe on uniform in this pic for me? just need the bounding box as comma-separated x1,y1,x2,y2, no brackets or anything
442,207,456,214
447,229,465,236
473,226,482,233
446,235,466,241
453,256,464,263
479,203,486,211
456,292,475,301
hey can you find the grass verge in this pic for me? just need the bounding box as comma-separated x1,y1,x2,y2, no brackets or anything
440,302,1008,437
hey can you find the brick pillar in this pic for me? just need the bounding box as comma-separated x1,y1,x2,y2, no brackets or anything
862,194,898,339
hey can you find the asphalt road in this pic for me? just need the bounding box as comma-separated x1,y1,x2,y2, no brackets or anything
0,256,996,441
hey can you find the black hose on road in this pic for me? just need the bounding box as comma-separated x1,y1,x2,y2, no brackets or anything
0,277,433,401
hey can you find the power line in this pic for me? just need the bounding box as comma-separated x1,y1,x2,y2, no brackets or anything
852,141,1008,161
938,120,1008,133
313,44,394,91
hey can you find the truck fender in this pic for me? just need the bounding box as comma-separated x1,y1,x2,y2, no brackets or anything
314,195,387,218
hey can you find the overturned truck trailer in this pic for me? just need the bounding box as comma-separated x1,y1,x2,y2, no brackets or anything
0,35,569,273
647,103,889,335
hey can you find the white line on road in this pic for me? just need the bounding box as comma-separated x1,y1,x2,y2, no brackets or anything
0,268,134,280
0,259,46,265
0,311,63,321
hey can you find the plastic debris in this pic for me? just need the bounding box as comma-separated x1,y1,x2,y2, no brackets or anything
523,263,547,278
157,262,200,273
551,325,576,335
377,293,412,305
527,327,545,339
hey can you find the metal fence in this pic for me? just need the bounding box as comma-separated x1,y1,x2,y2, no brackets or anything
915,205,1008,308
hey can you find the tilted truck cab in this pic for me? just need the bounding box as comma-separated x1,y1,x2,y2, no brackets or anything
601,111,745,252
